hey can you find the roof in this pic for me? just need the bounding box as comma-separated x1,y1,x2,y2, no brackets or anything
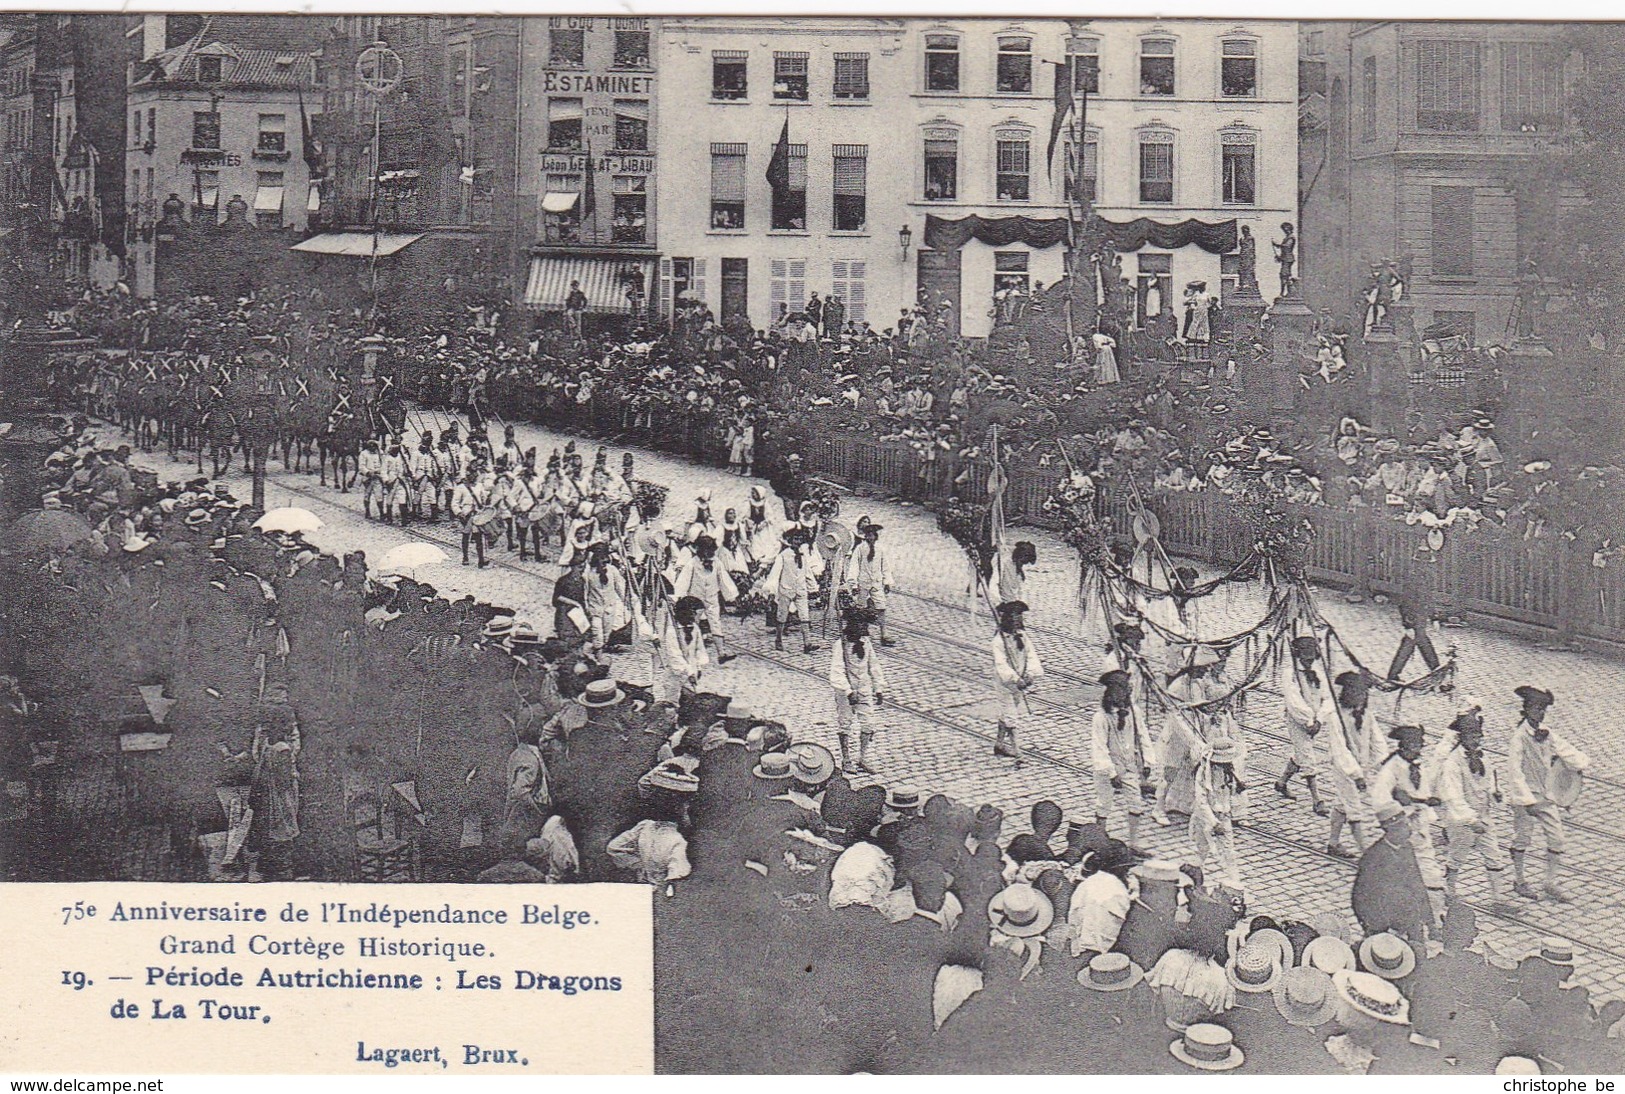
133,39,311,90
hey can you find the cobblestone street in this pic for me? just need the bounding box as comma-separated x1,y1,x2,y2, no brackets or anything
111,411,1625,1002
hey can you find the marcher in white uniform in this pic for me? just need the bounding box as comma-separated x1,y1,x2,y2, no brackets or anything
1370,724,1445,893
847,517,895,647
1190,737,1244,891
992,600,1043,767
1505,684,1589,903
1275,636,1333,816
1434,715,1512,909
1091,669,1147,846
830,607,887,774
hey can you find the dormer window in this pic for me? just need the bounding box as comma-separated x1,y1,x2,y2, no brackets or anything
198,55,222,84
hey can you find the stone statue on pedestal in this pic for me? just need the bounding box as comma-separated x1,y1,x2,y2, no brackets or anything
1236,225,1260,298
1271,221,1297,299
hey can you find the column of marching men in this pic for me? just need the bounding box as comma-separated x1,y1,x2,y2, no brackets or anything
75,344,1593,918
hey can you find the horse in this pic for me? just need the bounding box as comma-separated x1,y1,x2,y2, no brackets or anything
319,408,366,492
277,389,327,475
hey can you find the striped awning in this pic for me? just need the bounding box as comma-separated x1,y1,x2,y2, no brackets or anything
523,255,654,314
290,231,425,257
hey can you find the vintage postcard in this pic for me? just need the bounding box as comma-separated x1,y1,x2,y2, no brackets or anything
2,5,1623,1077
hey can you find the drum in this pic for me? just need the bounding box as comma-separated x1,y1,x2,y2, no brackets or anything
472,507,500,528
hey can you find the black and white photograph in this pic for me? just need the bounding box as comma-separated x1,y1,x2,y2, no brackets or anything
2,6,1623,1076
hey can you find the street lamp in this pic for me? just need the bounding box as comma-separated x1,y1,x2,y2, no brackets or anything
898,223,912,261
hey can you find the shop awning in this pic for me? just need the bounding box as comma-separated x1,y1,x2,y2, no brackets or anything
253,186,284,213
523,255,655,314
290,231,425,257
541,191,579,214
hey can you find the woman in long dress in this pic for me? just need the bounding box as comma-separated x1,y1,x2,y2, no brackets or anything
1092,332,1120,385
248,708,301,878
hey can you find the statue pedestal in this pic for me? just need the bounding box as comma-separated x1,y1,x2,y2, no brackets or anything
1265,292,1315,416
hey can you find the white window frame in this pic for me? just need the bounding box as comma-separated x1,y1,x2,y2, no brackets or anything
1136,128,1176,205
993,127,1033,204
1218,126,1258,206
923,32,962,94
1139,36,1177,98
921,124,961,203
1219,36,1260,99
995,35,1034,95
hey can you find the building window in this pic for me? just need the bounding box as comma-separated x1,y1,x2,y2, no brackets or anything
924,135,958,201
924,34,960,93
771,143,807,230
1064,136,1098,204
1307,30,1325,57
542,172,582,243
1417,39,1480,131
1069,39,1100,94
549,27,585,66
193,169,219,215
253,170,284,228
997,37,1033,94
1221,39,1258,97
1500,43,1564,132
611,176,646,243
1221,133,1256,204
1431,185,1474,277
1220,252,1240,298
1138,134,1174,203
613,29,651,69
712,51,748,100
833,52,869,100
994,250,1029,295
995,136,1030,201
547,98,582,150
1136,252,1173,325
613,99,649,151
831,259,867,323
1361,56,1377,138
145,108,155,146
832,144,867,231
257,113,286,153
197,55,222,83
666,257,706,315
773,52,809,101
709,142,746,229
770,258,808,320
1140,38,1176,96
131,109,140,148
192,110,220,150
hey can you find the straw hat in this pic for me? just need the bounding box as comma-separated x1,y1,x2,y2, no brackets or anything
577,679,627,708
1495,1057,1542,1075
1169,1023,1244,1071
1077,952,1145,993
481,614,516,639
1302,935,1357,975
987,883,1053,938
1359,932,1417,980
787,742,836,786
1273,966,1338,1027
1536,938,1575,968
752,752,794,780
1226,941,1284,994
1332,969,1410,1025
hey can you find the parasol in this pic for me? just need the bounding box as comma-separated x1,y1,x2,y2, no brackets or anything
253,507,323,535
376,542,448,576
8,509,93,554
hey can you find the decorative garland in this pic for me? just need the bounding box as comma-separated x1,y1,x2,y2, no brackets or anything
1233,478,1316,585
935,496,994,581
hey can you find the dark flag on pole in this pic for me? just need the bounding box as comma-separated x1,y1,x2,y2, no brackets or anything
1046,59,1073,178
766,114,791,196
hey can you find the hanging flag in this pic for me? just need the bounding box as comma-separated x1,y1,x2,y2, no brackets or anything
765,114,790,197
581,140,596,231
1046,59,1073,178
296,83,322,173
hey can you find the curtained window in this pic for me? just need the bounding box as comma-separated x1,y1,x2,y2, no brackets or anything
613,99,649,151
832,144,867,231
710,143,746,229
713,51,748,100
995,136,1030,202
997,37,1033,94
1140,38,1176,96
1500,43,1563,132
1221,133,1256,204
611,176,646,243
1221,39,1258,97
925,34,959,92
774,52,809,101
1417,39,1480,131
833,53,869,100
924,137,958,201
1139,135,1174,203
548,98,583,150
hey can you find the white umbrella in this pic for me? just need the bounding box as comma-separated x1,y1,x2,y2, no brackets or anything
254,507,323,535
376,542,448,576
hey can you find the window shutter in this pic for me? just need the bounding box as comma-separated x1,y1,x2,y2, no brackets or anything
1431,185,1474,276
660,257,672,318
770,258,787,316
711,144,747,202
692,259,707,305
789,145,808,191
833,145,867,195
847,260,866,322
